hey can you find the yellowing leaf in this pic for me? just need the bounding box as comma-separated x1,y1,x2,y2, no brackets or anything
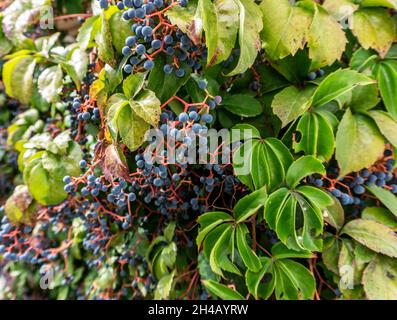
351,8,396,58
260,0,312,60
228,0,263,76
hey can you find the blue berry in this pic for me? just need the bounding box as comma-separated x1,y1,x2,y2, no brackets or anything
307,72,317,80
135,8,145,18
117,1,125,10
179,0,188,7
391,185,397,194
175,68,185,78
144,60,154,70
314,179,323,187
151,39,162,50
353,185,365,195
201,113,213,123
331,189,341,197
164,35,173,45
198,80,207,90
136,44,146,55
133,0,143,7
142,26,153,37
128,192,137,201
79,160,87,168
63,176,71,184
154,0,164,7
179,112,189,123
122,46,131,56
163,64,173,74
125,36,137,47
99,0,109,9
124,64,133,73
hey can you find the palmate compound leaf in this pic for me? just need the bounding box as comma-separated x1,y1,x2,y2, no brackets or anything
232,131,293,191
264,182,333,252
106,90,161,151
336,108,384,176
271,69,374,128
245,243,316,300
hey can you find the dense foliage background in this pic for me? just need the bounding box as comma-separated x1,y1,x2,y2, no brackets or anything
1,0,397,300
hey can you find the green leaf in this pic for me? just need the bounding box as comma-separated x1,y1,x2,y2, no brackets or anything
166,0,201,43
203,280,245,300
221,94,263,117
227,0,263,76
272,85,316,128
129,90,161,127
350,48,378,72
323,195,345,231
37,65,64,103
245,257,274,299
369,110,397,148
109,11,132,54
342,219,397,258
234,186,267,223
147,56,190,101
274,259,316,300
300,1,347,70
344,84,380,112
2,55,36,105
265,188,324,252
199,0,239,66
311,69,375,108
286,155,325,189
362,256,397,300
259,0,312,60
271,242,314,259
96,12,116,67
293,110,335,161
123,72,146,99
117,103,150,151
322,236,340,274
361,0,397,9
336,109,384,176
377,61,397,122
362,207,397,230
209,224,236,276
366,184,397,218
236,224,261,272
351,8,396,58
76,15,100,50
154,271,176,300
197,211,234,247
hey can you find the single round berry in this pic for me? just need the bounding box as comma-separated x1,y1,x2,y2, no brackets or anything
175,68,185,78
125,36,137,47
144,60,154,70
198,80,207,90
151,39,162,50
136,44,146,55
